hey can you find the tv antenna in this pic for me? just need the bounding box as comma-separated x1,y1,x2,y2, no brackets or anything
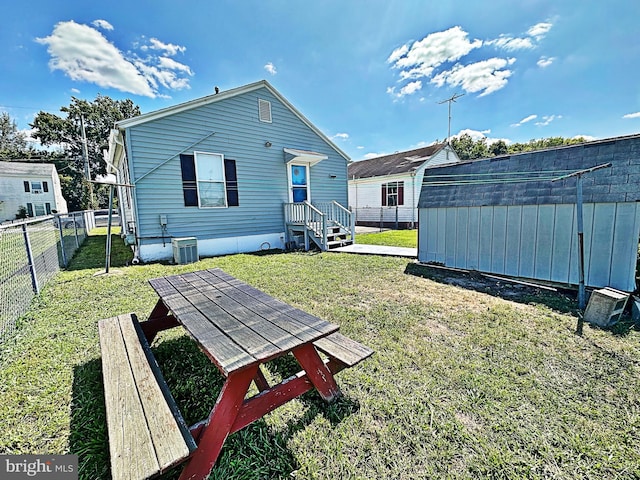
438,93,464,144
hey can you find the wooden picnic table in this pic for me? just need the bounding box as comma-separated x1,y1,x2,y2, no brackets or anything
133,268,369,480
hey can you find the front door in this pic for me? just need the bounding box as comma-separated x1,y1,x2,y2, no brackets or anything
289,164,309,203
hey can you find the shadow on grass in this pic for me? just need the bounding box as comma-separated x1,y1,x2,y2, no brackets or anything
66,234,134,271
71,333,356,480
405,262,579,315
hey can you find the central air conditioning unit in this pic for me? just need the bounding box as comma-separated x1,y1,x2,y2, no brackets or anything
172,237,198,264
32,189,42,194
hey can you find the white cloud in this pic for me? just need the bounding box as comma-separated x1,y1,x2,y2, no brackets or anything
387,80,422,99
363,152,383,159
144,37,186,56
388,20,552,99
158,56,193,74
357,146,364,149
535,114,562,126
511,114,538,127
573,134,597,141
528,22,553,40
70,88,80,94
489,35,534,51
431,58,515,96
92,19,114,31
537,56,555,68
388,26,482,73
454,128,511,145
264,62,277,75
623,112,640,119
36,21,192,98
332,133,349,140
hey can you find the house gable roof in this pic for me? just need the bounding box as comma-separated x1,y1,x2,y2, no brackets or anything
115,80,350,162
348,143,447,180
0,161,56,177
418,133,640,209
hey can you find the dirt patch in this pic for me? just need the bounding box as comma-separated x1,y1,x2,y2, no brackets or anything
404,262,577,314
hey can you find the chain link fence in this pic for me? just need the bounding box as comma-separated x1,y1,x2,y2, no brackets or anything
0,211,93,343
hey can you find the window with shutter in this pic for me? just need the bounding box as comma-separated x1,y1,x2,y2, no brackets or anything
180,154,198,206
180,152,239,207
382,181,404,206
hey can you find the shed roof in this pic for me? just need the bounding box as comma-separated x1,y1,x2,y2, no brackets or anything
418,134,640,208
0,161,57,177
349,143,446,180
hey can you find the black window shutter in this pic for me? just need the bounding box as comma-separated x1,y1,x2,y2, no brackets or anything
43,181,49,192
45,203,51,214
24,181,30,192
381,184,387,206
224,159,239,207
26,203,33,217
180,154,198,206
397,182,404,206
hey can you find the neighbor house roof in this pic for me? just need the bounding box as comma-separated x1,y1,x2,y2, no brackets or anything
0,161,57,177
418,134,640,209
348,143,446,180
114,79,349,162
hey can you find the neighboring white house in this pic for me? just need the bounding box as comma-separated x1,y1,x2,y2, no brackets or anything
0,161,68,222
348,143,459,228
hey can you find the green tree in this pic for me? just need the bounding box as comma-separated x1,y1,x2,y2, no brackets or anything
31,95,140,209
0,112,29,158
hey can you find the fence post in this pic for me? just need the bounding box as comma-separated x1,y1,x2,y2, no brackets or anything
22,223,39,294
73,213,80,249
56,215,68,268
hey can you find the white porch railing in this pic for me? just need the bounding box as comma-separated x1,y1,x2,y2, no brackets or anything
284,201,354,251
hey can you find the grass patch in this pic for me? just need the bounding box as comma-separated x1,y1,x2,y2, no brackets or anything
1,232,640,479
357,229,417,248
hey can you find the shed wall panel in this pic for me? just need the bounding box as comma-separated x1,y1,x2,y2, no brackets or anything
418,202,640,291
491,206,508,273
504,206,522,277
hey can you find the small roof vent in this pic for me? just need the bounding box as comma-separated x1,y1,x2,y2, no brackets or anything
258,99,272,123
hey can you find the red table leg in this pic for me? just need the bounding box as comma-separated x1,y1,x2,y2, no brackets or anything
178,365,258,480
140,300,180,342
292,343,341,402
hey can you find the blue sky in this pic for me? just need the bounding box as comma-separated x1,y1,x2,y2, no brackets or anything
2,0,640,160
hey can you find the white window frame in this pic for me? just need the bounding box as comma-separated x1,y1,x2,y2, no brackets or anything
287,163,311,203
194,151,228,208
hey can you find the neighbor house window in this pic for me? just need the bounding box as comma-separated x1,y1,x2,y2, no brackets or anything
24,181,48,193
180,152,239,208
26,203,48,217
382,181,404,207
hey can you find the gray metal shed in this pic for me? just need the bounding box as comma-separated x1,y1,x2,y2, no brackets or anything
417,134,640,292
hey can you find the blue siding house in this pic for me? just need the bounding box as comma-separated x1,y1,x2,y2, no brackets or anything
107,80,353,262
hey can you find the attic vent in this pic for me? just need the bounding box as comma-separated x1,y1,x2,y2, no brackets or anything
258,99,272,123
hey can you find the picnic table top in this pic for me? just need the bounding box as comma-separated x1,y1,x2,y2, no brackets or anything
148,268,339,375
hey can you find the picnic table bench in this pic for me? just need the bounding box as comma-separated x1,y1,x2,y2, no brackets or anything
98,268,373,480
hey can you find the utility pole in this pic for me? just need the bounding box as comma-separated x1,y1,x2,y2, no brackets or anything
438,93,464,161
80,115,95,209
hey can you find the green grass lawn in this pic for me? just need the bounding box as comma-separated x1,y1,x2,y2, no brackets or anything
357,228,417,248
1,231,640,479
